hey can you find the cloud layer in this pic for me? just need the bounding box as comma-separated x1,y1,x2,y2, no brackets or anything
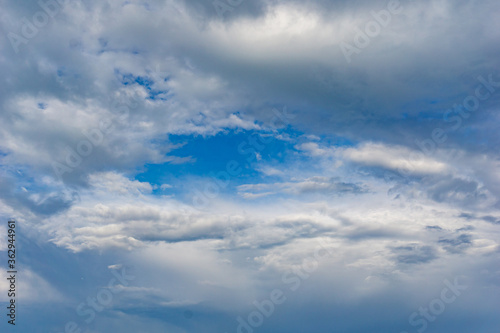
0,0,499,332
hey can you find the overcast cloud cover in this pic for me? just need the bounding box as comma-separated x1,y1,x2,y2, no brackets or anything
0,0,499,332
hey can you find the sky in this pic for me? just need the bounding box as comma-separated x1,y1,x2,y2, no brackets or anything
0,0,499,332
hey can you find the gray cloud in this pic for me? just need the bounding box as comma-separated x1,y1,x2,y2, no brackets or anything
1,1,499,331
391,244,438,265
438,233,473,253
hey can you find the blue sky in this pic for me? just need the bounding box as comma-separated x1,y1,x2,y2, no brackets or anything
1,0,500,332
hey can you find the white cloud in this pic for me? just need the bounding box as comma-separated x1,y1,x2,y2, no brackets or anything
342,142,450,175
237,176,365,198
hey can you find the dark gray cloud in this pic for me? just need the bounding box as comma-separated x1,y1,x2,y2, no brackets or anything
426,225,443,231
438,233,473,253
459,212,500,225
480,215,500,225
391,244,438,265
0,172,74,215
426,176,487,206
